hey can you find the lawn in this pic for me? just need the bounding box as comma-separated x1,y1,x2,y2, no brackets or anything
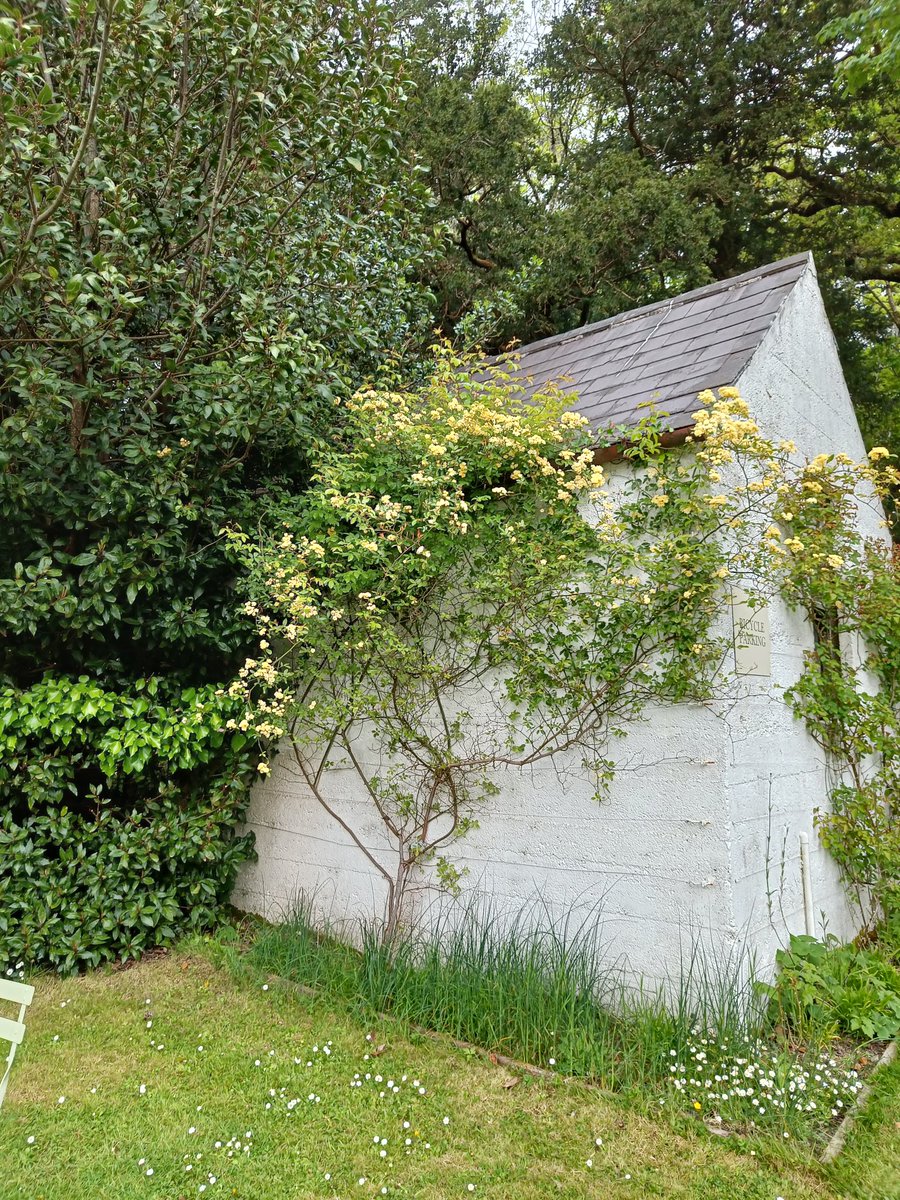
0,945,897,1200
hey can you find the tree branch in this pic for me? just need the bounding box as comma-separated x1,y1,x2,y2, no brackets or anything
0,1,112,293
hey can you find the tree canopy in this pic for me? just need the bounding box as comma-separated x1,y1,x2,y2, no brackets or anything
0,0,431,689
0,0,433,970
395,0,898,449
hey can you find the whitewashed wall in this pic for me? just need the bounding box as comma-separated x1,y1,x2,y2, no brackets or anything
724,260,886,970
234,695,740,987
233,260,881,987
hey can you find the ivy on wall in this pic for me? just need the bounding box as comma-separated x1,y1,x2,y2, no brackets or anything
777,457,900,926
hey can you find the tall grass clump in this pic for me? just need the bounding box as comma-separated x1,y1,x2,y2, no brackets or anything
361,899,624,1082
244,895,764,1094
239,896,363,1001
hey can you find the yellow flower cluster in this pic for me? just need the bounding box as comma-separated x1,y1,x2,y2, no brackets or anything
226,360,899,771
691,388,774,467
346,356,605,515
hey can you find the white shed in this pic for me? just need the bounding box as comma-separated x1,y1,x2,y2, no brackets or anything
233,253,882,986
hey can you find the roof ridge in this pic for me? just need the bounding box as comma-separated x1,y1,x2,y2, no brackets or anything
512,252,813,358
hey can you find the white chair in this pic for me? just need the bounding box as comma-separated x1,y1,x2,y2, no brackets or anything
0,978,35,1109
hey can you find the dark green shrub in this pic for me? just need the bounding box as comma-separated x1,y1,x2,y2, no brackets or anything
0,797,253,974
0,0,431,690
0,675,257,973
878,907,900,968
0,2,433,975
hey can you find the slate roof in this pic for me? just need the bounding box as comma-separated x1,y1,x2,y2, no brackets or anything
509,253,812,438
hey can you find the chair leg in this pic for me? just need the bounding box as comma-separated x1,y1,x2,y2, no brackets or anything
0,1003,29,1110
0,1045,17,1110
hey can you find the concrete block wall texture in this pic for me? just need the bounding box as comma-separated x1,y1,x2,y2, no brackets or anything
232,256,882,989
720,259,886,973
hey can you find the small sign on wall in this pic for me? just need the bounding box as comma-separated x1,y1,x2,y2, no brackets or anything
731,588,771,677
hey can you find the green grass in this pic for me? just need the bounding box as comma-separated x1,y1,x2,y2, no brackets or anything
241,900,871,1138
824,1050,900,1199
1,941,898,1199
244,899,762,1089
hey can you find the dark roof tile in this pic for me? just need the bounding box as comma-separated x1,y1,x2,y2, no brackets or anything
506,254,812,435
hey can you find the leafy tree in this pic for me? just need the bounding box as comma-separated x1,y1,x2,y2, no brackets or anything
393,0,545,338
0,0,432,689
395,0,899,452
544,3,891,269
543,2,899,428
824,0,900,91
0,0,433,971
